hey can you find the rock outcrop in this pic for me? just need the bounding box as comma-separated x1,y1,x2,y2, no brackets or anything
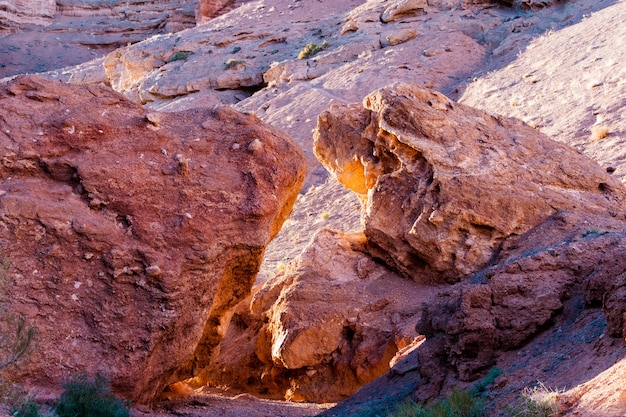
0,0,55,32
202,229,434,402
314,83,626,282
0,75,305,402
55,0,196,35
417,211,626,384
195,0,251,24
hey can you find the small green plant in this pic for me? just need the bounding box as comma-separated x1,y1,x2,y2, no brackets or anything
55,374,130,417
583,228,599,237
167,51,192,63
224,59,245,69
508,382,560,417
297,41,330,59
0,314,36,370
320,212,331,220
471,367,503,395
11,397,42,417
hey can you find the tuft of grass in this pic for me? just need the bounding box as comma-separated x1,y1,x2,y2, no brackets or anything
297,41,330,59
224,59,245,69
590,125,610,141
583,228,599,237
55,374,130,417
167,51,192,63
508,382,561,417
388,389,484,417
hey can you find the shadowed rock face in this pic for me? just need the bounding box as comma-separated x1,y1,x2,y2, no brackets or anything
0,75,305,403
417,211,626,384
314,82,626,283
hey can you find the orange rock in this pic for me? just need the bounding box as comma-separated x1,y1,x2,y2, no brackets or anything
314,82,626,282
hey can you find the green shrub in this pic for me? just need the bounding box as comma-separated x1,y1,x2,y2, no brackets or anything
297,41,330,59
55,374,130,417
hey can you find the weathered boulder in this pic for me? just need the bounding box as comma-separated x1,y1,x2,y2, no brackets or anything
314,83,626,282
201,228,433,402
0,75,305,402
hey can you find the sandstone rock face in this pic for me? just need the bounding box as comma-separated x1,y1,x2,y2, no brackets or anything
314,83,626,282
196,0,251,24
0,75,305,402
417,211,626,384
55,0,196,34
0,0,55,32
99,0,491,188
202,228,434,402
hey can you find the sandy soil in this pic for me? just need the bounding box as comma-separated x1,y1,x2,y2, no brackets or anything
135,389,332,417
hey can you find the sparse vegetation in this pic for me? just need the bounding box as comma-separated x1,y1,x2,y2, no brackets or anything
0,379,42,417
583,228,600,237
167,51,192,63
55,374,130,417
11,397,42,417
508,382,561,417
590,125,610,141
0,314,36,370
386,367,503,417
224,59,245,69
297,41,330,59
388,389,484,417
471,367,503,395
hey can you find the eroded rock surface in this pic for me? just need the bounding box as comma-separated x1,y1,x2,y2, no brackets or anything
0,75,305,402
416,210,626,389
202,228,435,402
314,83,626,282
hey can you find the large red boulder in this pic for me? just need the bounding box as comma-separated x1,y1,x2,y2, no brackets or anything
0,75,305,402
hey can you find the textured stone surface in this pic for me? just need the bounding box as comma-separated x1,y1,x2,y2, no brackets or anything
418,211,626,382
0,75,305,402
201,228,434,402
0,0,55,31
314,82,626,282
55,0,196,34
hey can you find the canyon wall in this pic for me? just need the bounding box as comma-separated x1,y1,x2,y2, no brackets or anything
0,0,55,31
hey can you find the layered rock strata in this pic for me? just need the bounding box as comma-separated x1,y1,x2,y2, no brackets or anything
0,0,55,32
0,75,305,402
